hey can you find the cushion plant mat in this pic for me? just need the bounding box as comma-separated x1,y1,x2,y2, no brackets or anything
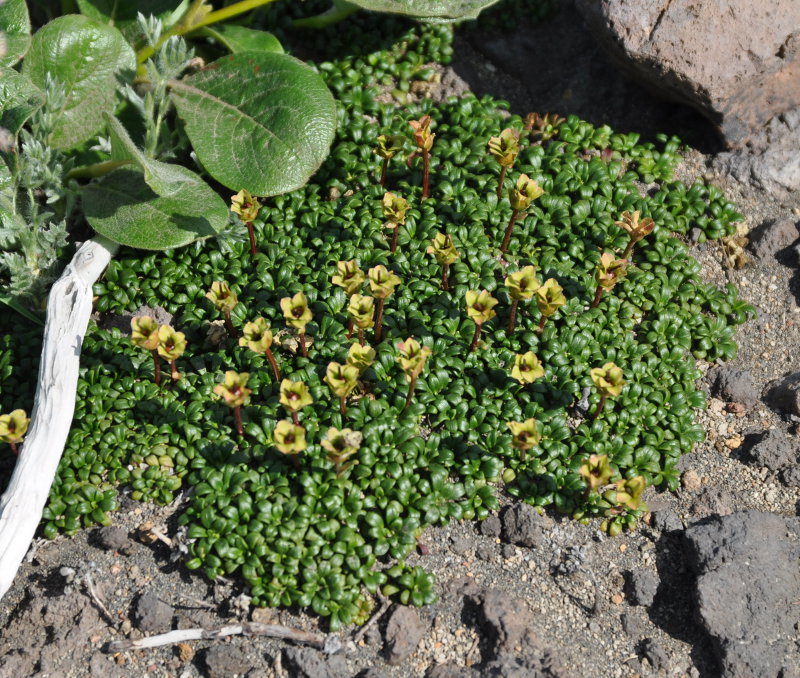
0,13,750,629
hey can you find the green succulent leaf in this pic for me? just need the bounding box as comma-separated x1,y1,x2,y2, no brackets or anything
22,15,135,149
0,0,31,67
82,168,228,250
168,51,336,196
0,67,43,138
199,25,284,55
346,0,501,22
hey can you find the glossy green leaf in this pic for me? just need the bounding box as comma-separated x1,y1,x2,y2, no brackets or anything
22,15,135,149
0,0,30,66
168,51,336,196
82,168,228,249
199,25,283,55
0,67,44,138
347,0,501,22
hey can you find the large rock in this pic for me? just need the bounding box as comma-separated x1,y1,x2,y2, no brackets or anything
500,503,551,548
763,371,800,416
574,0,800,148
383,605,427,666
683,511,800,678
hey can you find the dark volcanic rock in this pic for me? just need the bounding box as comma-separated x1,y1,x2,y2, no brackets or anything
134,593,173,633
282,647,349,678
748,429,798,472
709,367,757,409
383,605,427,666
650,509,683,534
624,570,660,608
471,588,534,658
426,664,471,678
688,486,734,519
639,638,669,672
500,503,551,548
574,0,800,148
94,526,129,552
764,371,800,416
683,511,800,678
479,514,502,538
747,218,800,261
203,645,250,678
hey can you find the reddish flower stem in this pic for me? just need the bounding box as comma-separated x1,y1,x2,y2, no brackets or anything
169,359,180,382
422,149,430,199
224,311,237,338
10,442,18,455
374,298,385,342
346,318,354,339
496,165,507,199
246,221,257,256
591,394,607,422
299,330,308,358
150,349,161,386
233,406,244,437
404,375,418,410
291,411,299,425
340,394,347,416
390,227,399,254
590,287,604,309
469,323,482,352
622,238,635,261
358,328,365,347
500,209,520,254
380,158,389,187
265,348,281,381
536,315,547,334
442,263,450,291
508,300,519,334
290,453,300,470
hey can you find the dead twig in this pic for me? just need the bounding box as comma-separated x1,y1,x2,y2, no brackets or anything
83,572,118,630
352,593,391,646
107,622,328,653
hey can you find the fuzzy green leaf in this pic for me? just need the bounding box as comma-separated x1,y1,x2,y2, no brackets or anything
82,168,228,250
76,0,183,40
0,0,31,67
200,25,283,55
22,15,135,149
168,51,336,196
0,67,44,138
346,0,501,22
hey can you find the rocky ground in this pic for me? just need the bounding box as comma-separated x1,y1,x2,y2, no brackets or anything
1,3,800,677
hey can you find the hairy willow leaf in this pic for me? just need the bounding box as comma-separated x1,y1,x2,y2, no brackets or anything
169,51,336,196
199,25,283,55
0,0,31,67
22,15,135,150
346,0,501,22
82,168,227,250
0,67,44,138
76,0,185,41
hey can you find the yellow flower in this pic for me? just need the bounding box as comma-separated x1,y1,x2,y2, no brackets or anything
375,134,405,159
321,427,362,466
239,317,273,353
615,210,655,242
426,232,459,266
590,362,625,398
534,278,566,318
382,192,409,226
397,337,432,380
614,476,646,510
273,420,307,455
279,379,313,414
505,266,540,301
368,265,401,299
508,174,544,211
487,128,520,167
409,115,435,151
230,189,261,223
507,418,541,452
465,290,499,325
346,343,376,374
332,260,365,297
213,371,251,408
579,454,614,492
156,325,186,361
325,362,359,398
130,316,160,351
595,252,627,291
347,294,375,330
206,281,238,314
280,291,312,330
511,352,544,384
0,409,29,445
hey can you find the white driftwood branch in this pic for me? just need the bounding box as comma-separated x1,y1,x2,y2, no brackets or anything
107,622,330,652
0,237,118,601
